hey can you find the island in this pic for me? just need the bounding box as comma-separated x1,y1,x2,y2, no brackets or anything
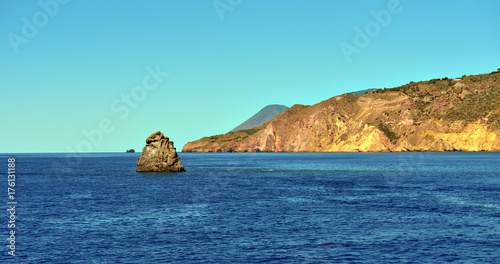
183,69,500,152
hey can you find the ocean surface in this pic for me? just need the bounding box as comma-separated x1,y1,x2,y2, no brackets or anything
1,152,500,263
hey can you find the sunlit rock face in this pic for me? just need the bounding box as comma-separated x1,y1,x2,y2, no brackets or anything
137,131,185,172
183,71,500,153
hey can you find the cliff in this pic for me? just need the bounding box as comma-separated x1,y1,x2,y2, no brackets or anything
183,70,500,152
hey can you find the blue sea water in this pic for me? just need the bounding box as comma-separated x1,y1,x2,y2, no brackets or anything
1,152,500,263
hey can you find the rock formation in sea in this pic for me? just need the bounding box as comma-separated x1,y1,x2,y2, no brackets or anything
137,131,185,172
183,69,500,152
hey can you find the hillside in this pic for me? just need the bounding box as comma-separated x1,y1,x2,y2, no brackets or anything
183,69,500,152
231,104,289,132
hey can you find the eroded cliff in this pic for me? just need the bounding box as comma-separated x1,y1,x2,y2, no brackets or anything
183,70,500,152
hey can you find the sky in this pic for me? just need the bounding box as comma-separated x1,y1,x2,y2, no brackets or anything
1,0,499,153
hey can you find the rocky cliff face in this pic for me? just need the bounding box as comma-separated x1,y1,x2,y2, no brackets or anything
183,70,500,152
137,131,186,172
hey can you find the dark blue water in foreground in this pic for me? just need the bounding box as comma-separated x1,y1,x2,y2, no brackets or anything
1,152,500,263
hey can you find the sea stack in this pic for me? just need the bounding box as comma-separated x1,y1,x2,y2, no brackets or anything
136,131,186,172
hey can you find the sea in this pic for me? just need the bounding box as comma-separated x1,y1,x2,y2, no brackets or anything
1,152,499,263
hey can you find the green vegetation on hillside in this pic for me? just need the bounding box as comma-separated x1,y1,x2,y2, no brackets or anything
240,127,262,135
371,70,500,124
378,123,399,143
200,126,264,146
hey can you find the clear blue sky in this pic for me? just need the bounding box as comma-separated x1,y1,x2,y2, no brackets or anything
1,0,499,153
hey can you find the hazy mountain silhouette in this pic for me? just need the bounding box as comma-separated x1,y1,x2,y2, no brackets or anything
231,105,289,132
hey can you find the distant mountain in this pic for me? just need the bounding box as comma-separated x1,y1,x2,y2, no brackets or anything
348,88,377,95
231,104,289,132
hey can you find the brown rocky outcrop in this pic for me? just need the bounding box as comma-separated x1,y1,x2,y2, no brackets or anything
183,70,500,153
137,131,185,172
